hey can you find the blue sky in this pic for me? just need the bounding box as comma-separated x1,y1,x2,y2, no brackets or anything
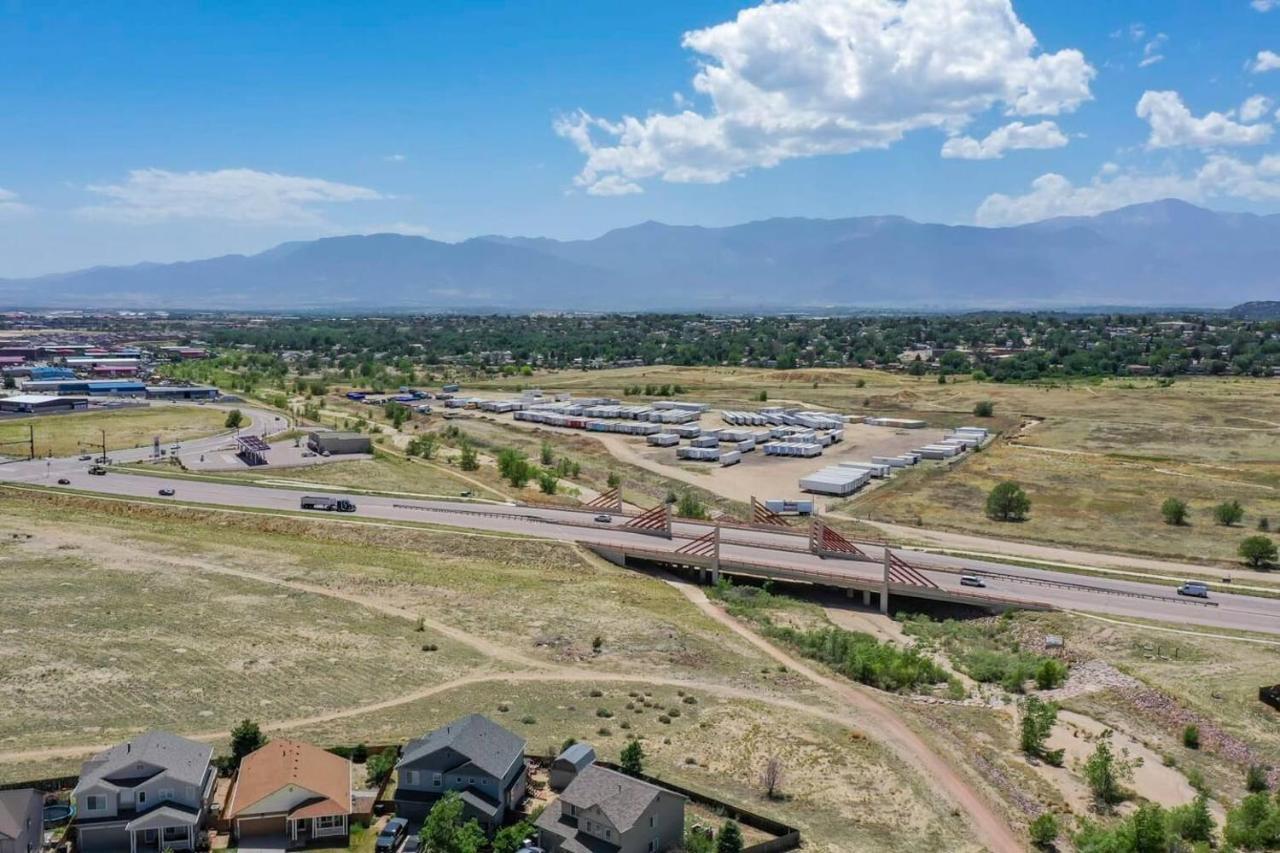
1,0,1278,277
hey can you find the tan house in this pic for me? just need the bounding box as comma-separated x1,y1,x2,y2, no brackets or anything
226,740,352,848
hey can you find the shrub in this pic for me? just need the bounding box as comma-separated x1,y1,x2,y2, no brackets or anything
1214,499,1245,526
596,708,614,718
763,624,947,692
1161,497,1189,526
596,727,611,737
658,715,672,724
420,643,438,652
589,688,603,697
1182,724,1200,750
682,695,698,704
1034,658,1068,690
521,715,536,725
973,400,995,417
1028,813,1058,848
1245,764,1271,793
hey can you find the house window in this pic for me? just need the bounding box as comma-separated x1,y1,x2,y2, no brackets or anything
405,770,419,786
137,791,147,806
314,815,340,830
84,796,105,811
431,772,442,788
162,826,187,841
650,816,655,828
649,841,658,853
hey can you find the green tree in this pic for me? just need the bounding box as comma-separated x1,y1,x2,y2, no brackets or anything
606,470,622,488
973,400,995,417
682,827,714,853
1224,791,1280,850
1160,497,1189,526
1167,794,1215,843
491,820,535,853
419,792,485,853
1182,724,1199,749
1028,813,1058,848
537,469,558,495
1240,535,1278,568
458,441,479,471
539,441,554,466
1019,696,1060,762
229,718,265,767
985,481,1030,522
620,740,645,776
364,749,396,786
224,409,245,429
1215,499,1245,526
1083,730,1134,810
715,821,743,853
676,492,708,520
1130,802,1171,853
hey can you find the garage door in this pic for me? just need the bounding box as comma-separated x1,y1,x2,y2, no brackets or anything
78,825,130,852
237,816,287,838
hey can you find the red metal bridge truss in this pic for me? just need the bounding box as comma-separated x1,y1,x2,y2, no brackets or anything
674,528,719,558
585,486,622,512
809,520,938,589
750,497,792,528
624,502,671,538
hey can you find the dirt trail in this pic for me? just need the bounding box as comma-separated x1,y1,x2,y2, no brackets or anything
665,580,1024,853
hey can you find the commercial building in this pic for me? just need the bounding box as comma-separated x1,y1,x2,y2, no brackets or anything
145,385,220,401
0,394,89,414
307,431,372,456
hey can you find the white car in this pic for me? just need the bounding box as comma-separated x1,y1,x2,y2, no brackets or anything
960,575,986,588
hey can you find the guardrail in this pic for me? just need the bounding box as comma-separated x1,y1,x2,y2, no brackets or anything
958,565,1220,607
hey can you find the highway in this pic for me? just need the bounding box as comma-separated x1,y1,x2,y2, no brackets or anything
1,406,1277,635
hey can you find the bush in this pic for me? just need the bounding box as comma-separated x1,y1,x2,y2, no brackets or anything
1182,724,1200,750
973,400,995,417
1214,499,1245,526
1246,763,1271,793
765,624,948,693
596,708,614,718
1034,658,1068,690
1161,497,1189,526
521,715,536,725
364,749,396,787
1028,813,1058,848
676,492,708,520
985,481,1030,522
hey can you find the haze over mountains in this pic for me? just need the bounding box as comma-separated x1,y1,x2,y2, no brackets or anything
2,200,1277,311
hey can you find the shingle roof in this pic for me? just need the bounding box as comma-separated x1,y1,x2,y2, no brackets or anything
77,731,212,792
0,789,41,842
558,765,673,832
397,714,524,779
227,739,351,820
553,743,596,772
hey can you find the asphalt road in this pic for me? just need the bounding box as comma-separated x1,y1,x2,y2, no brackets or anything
2,406,1277,636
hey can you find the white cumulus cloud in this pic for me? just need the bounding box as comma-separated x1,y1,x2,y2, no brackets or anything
1253,50,1280,72
1241,94,1274,122
0,187,30,217
975,153,1280,225
941,120,1068,160
1252,0,1278,12
1136,90,1272,148
557,0,1094,194
78,168,384,224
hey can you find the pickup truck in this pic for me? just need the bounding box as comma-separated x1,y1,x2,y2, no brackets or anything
87,465,108,476
300,496,357,512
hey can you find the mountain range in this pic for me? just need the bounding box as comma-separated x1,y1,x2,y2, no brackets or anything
2,199,1278,311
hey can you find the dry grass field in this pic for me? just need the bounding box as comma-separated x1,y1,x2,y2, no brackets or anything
0,405,228,458
468,368,1280,563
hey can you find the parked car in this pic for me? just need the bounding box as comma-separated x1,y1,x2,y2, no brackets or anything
594,514,613,523
158,488,176,497
78,454,92,461
375,818,409,853
1177,581,1210,598
57,477,71,485
959,575,986,588
88,465,107,475
400,836,421,853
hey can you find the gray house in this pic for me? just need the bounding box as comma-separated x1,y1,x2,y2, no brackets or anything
548,743,596,792
0,789,43,853
393,715,526,829
72,731,216,853
536,765,685,853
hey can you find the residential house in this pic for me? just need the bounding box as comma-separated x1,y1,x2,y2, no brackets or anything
549,744,596,792
536,765,685,853
72,730,216,853
393,714,526,829
0,789,42,853
226,739,352,847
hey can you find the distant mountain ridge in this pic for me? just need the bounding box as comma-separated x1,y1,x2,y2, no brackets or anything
2,199,1278,310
